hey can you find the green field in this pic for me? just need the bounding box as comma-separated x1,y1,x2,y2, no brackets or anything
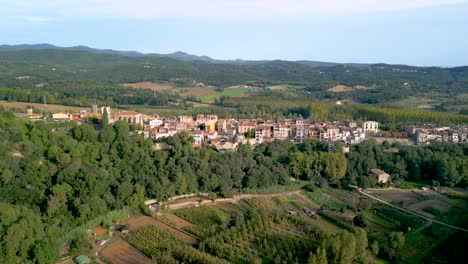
126,226,228,263
198,87,250,101
267,83,306,90
126,187,468,263
173,206,230,238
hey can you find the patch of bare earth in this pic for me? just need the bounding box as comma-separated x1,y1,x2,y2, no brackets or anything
327,85,354,92
371,189,431,206
124,215,198,244
183,86,217,97
123,215,161,231
119,82,174,91
407,199,451,218
100,239,148,264
166,214,193,229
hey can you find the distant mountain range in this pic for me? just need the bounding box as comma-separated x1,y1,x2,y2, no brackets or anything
0,43,371,68
0,44,144,57
0,44,217,61
0,43,466,93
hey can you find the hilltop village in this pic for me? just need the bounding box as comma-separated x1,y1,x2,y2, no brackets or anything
19,104,468,150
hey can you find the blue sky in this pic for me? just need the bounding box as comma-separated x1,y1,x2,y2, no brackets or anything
1,0,468,66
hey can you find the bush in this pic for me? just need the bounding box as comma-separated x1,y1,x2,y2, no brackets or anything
140,204,154,217
353,215,367,227
422,206,440,216
302,183,317,192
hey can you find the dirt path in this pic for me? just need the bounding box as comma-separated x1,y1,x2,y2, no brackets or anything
350,185,468,233
166,190,302,211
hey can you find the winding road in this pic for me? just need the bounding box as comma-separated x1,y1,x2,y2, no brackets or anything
349,185,468,233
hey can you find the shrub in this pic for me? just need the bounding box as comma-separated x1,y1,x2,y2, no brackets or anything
422,206,440,216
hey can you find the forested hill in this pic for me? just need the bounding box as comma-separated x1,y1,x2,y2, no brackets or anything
0,110,467,263
0,45,467,90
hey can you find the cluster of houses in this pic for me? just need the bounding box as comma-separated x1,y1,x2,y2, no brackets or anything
406,125,468,145
37,105,375,149
22,104,467,149
142,114,378,150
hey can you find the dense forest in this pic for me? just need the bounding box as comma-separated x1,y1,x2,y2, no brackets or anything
0,111,467,263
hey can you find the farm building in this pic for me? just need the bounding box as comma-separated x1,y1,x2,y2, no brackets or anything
371,169,390,184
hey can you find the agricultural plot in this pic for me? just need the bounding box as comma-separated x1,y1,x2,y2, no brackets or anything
123,215,160,231
212,201,243,213
173,206,230,238
0,100,85,113
125,188,467,264
360,187,468,263
119,82,175,91
371,189,459,218
302,189,349,210
267,83,306,90
401,224,455,262
199,87,250,102
238,193,345,235
200,214,325,263
165,214,193,229
180,86,217,97
100,239,148,264
125,226,227,264
123,214,198,244
126,226,186,256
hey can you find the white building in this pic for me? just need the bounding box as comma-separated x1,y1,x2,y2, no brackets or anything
148,118,163,128
362,121,379,133
371,169,390,184
52,112,71,120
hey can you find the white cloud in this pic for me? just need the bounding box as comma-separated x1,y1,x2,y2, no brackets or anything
3,0,468,19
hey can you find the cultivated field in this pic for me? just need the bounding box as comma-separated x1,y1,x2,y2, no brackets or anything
123,215,198,244
370,189,433,206
327,84,375,92
198,87,251,102
123,214,160,231
119,81,219,97
90,187,466,264
370,188,456,216
0,100,86,112
165,214,193,229
327,84,354,92
100,239,148,264
267,83,305,90
119,82,174,91
182,86,217,97
173,206,230,237
407,199,451,218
